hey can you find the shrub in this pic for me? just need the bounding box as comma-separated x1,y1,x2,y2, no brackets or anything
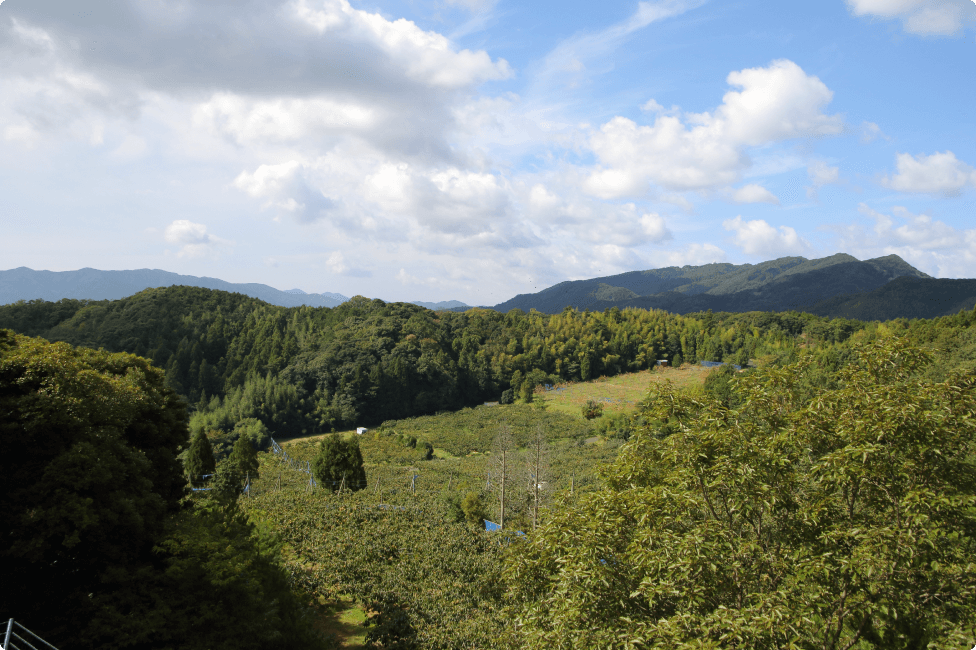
581,399,604,420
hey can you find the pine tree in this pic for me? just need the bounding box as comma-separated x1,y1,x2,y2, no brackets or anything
229,434,259,479
185,429,216,487
312,434,366,492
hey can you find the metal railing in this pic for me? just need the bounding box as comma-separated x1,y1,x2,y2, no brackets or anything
2,619,59,650
268,437,316,489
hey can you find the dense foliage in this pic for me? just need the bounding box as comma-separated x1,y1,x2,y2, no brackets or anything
0,328,188,641
313,433,367,492
244,487,508,649
185,428,216,486
504,338,976,649
0,330,326,649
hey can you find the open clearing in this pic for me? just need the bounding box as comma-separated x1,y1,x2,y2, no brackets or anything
537,364,712,418
310,595,366,648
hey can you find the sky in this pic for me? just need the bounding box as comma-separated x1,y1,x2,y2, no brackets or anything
1,0,974,305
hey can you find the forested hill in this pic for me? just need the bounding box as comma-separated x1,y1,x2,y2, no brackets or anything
806,275,976,321
3,285,976,442
491,253,950,316
0,266,349,307
0,286,864,436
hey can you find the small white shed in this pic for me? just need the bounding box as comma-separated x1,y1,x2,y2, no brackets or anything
356,427,368,435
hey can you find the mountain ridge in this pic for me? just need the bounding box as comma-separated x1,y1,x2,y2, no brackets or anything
491,254,938,315
0,267,350,308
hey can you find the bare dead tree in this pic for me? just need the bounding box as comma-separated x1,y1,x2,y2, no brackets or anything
527,423,551,530
491,423,516,529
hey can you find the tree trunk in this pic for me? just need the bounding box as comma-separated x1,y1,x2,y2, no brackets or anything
500,449,506,530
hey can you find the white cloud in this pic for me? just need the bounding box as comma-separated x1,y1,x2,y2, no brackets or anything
808,161,840,186
194,94,377,145
584,60,843,197
806,160,841,200
326,251,348,274
860,121,888,144
10,0,970,304
2,0,510,165
443,0,497,12
730,184,780,204
0,20,141,147
163,220,230,257
723,216,810,256
363,164,516,239
523,183,673,246
847,0,976,35
881,151,976,196
234,161,337,222
836,203,976,277
640,99,665,112
397,268,421,285
109,134,148,161
290,0,511,89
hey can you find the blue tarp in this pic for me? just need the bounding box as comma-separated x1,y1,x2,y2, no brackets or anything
484,520,526,538
700,360,742,370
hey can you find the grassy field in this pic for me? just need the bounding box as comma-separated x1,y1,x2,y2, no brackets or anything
537,364,712,418
310,596,366,648
275,364,714,463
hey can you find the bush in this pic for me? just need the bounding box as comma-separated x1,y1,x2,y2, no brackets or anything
461,492,489,528
581,399,604,420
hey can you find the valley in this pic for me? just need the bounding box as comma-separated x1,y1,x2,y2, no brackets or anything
3,279,976,649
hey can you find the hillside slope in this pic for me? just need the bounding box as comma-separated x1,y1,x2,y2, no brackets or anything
806,276,976,321
491,254,939,316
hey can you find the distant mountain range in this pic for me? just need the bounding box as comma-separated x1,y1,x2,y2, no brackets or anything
490,253,976,321
4,255,975,322
0,267,350,308
0,267,477,312
410,300,471,310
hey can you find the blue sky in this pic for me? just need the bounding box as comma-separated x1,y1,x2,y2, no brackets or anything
1,0,974,304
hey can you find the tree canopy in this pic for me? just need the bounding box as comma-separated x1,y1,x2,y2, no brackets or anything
0,329,187,640
0,329,326,649
504,337,976,649
313,433,367,492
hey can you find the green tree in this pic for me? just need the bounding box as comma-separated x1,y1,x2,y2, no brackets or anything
312,433,367,492
228,433,259,480
702,362,737,406
0,330,189,645
211,458,245,499
505,337,976,649
461,492,488,528
0,330,326,649
233,416,271,451
185,428,217,487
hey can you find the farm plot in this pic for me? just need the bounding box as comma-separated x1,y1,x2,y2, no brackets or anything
538,364,712,417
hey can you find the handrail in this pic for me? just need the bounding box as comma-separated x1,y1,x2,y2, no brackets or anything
2,619,60,650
